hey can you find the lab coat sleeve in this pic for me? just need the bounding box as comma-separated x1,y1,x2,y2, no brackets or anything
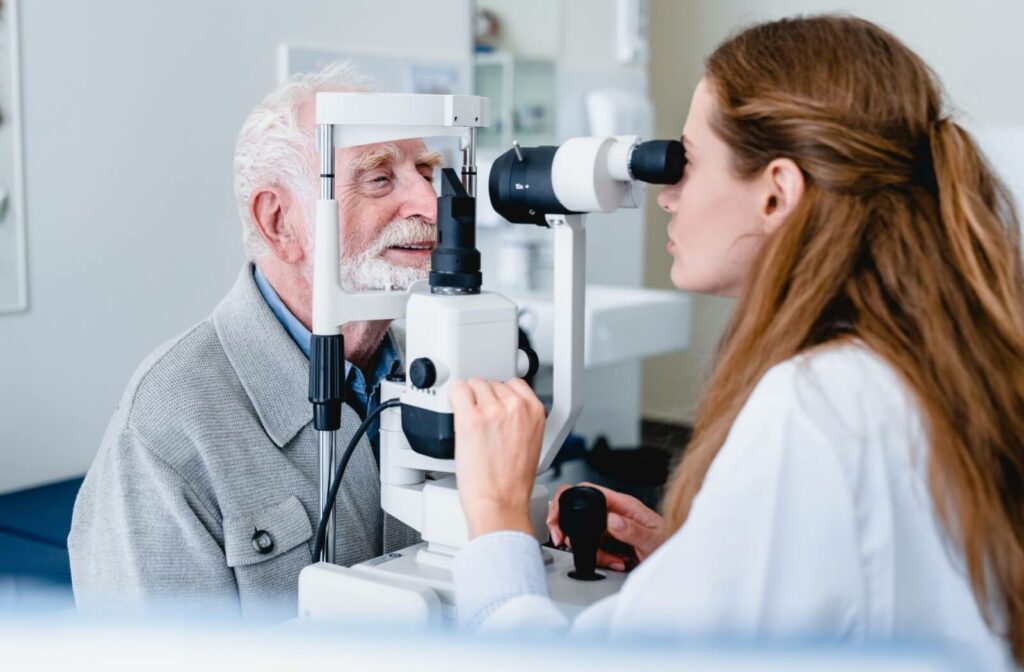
68,424,239,617
454,531,568,633
608,361,868,640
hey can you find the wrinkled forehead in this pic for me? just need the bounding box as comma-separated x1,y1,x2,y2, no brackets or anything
343,139,439,173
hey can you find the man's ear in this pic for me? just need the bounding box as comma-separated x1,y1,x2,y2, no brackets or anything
249,186,306,264
759,157,805,235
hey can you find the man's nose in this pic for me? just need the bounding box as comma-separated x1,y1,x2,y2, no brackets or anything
657,181,680,214
398,173,438,224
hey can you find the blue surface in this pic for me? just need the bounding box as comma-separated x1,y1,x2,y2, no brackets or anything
0,530,71,582
0,477,82,613
0,477,83,547
0,531,75,613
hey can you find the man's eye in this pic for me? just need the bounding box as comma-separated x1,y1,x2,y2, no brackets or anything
372,175,391,184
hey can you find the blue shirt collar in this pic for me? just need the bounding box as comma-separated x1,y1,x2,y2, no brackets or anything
252,265,400,400
253,265,313,358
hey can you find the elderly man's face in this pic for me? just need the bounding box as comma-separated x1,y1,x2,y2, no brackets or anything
329,139,441,291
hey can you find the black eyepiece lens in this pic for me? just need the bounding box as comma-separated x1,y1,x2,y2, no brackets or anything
630,140,685,185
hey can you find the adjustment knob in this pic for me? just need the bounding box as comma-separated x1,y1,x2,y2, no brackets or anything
558,486,607,581
409,357,437,389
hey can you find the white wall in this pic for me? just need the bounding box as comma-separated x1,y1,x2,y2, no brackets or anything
642,0,1024,424
0,0,471,494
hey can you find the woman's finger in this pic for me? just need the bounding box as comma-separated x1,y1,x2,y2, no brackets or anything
546,537,627,572
506,377,536,400
507,378,545,414
489,380,518,401
548,519,567,547
578,481,662,529
596,549,630,572
607,512,661,556
467,377,497,406
546,484,572,546
449,379,476,412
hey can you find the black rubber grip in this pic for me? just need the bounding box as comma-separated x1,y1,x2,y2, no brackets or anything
309,333,345,431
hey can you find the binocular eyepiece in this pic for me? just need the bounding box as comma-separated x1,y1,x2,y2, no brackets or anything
629,139,686,184
489,137,685,226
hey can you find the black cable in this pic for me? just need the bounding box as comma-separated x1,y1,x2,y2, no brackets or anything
311,397,402,562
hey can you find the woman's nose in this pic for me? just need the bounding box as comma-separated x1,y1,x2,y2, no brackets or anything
657,182,680,214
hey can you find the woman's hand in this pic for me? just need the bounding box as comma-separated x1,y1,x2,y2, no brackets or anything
547,482,664,571
450,378,546,539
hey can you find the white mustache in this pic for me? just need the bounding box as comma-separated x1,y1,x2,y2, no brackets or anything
361,218,436,258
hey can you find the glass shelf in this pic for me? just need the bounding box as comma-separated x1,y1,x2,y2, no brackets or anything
474,52,557,150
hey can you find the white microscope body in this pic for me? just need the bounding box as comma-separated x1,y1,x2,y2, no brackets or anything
297,91,683,626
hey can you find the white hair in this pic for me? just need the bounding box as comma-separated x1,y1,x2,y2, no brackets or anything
233,61,374,260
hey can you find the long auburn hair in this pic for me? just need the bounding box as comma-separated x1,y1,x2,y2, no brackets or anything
660,15,1024,661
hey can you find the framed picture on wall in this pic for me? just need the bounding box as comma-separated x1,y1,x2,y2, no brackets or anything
0,0,27,314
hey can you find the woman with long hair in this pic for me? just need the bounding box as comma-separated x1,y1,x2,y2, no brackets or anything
449,15,1024,669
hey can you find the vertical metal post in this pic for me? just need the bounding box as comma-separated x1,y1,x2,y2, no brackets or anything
461,127,477,198
319,124,335,200
318,431,337,564
316,123,337,565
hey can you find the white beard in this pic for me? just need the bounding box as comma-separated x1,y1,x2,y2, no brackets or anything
305,216,436,292
339,254,429,292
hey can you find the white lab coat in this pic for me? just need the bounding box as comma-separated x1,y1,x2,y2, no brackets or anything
454,343,1009,669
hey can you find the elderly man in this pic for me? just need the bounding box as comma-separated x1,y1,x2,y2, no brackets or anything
69,62,438,619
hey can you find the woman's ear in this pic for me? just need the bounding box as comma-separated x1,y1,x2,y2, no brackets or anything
759,157,805,235
249,186,306,264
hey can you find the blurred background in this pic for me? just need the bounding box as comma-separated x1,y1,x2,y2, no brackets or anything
0,0,1021,626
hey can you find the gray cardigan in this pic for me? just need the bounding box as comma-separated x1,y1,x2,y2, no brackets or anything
68,265,417,620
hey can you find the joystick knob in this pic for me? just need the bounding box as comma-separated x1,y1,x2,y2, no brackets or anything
558,486,606,581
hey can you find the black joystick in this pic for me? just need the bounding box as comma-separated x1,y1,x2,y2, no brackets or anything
558,486,607,582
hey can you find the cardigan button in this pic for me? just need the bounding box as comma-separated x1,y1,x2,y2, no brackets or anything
251,529,274,555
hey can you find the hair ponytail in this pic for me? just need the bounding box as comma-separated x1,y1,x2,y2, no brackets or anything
921,116,1024,656
930,119,1024,339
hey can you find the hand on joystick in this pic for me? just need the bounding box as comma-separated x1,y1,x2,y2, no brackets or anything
558,486,607,581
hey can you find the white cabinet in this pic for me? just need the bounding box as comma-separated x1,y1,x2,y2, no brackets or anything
474,52,556,151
